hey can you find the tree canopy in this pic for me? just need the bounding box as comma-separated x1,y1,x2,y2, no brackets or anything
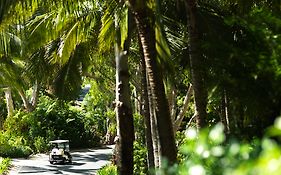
1,0,281,174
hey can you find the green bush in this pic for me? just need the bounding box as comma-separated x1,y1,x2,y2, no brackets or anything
159,117,281,175
97,164,117,175
0,142,32,158
134,141,148,175
0,158,11,175
0,132,32,158
34,136,49,153
3,96,102,153
0,144,32,158
98,141,147,175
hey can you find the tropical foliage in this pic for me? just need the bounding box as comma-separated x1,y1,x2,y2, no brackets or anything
1,95,104,156
157,117,281,175
1,0,281,174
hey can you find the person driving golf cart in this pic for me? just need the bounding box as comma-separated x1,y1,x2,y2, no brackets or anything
51,144,59,154
49,140,72,164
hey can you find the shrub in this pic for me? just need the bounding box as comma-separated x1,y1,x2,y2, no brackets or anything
0,145,33,158
34,136,49,153
159,117,281,175
0,143,32,158
3,96,102,154
0,132,32,158
134,141,147,175
101,141,147,175
97,164,117,175
0,158,11,175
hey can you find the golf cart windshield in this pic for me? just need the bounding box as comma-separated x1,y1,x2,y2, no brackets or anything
50,140,70,151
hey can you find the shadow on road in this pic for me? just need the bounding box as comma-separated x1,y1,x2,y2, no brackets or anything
18,165,100,175
71,153,110,162
9,145,114,175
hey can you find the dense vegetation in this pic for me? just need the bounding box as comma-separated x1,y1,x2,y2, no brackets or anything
157,118,281,175
1,0,281,174
0,94,109,158
98,118,281,174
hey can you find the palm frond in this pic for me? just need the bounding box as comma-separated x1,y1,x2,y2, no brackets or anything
54,20,81,65
0,29,22,57
26,0,100,65
155,0,176,82
0,56,26,90
51,45,84,100
0,0,40,30
98,9,116,52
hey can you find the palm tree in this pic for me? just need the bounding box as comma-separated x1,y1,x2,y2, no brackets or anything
185,0,207,128
3,87,14,116
0,0,43,112
0,53,39,112
21,0,101,101
27,0,135,173
139,40,155,169
127,0,178,164
99,1,135,173
114,12,134,175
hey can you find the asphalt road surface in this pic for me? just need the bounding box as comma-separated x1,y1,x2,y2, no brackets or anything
8,145,114,175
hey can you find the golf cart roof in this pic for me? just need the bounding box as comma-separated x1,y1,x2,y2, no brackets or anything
50,140,69,144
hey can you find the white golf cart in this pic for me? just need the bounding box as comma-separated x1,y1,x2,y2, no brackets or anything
49,140,72,164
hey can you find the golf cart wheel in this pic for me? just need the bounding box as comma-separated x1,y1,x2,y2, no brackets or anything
62,158,66,164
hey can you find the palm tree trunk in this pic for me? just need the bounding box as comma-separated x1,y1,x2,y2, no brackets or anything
224,91,230,133
221,89,230,134
133,87,141,114
4,87,14,117
140,45,155,169
114,11,134,175
18,89,33,112
31,80,40,107
185,0,207,129
168,86,177,123
130,2,177,164
174,84,193,133
148,83,160,168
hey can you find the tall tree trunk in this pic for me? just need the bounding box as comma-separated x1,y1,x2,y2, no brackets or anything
16,82,39,113
185,0,207,129
174,84,193,133
31,80,40,107
220,90,230,134
133,87,141,114
168,86,177,123
4,87,14,117
115,11,134,175
18,89,33,112
140,44,155,170
148,83,160,168
129,1,177,164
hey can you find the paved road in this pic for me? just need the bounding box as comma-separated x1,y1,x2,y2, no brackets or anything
9,145,114,175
